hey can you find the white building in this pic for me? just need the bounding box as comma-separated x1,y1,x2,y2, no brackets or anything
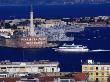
0,60,60,77
39,19,66,28
0,29,14,38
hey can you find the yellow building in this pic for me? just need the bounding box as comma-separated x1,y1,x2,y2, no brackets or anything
82,60,110,82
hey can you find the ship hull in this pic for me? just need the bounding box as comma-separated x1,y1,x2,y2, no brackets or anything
56,48,89,52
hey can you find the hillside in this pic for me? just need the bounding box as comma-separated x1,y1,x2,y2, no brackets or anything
0,0,109,5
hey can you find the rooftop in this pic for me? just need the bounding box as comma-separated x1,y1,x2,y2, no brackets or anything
0,60,59,65
82,60,110,65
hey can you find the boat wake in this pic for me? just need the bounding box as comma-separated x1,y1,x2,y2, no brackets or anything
90,49,110,52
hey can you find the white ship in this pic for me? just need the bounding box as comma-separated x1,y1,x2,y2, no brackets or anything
55,43,89,52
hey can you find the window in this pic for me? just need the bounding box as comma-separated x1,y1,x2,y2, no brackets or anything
102,72,104,75
96,78,99,81
1,67,6,69
90,67,93,70
107,67,109,70
91,73,93,76
96,67,98,70
101,67,104,70
84,67,88,70
52,68,54,72
96,72,98,75
38,67,44,69
107,72,109,75
38,67,44,72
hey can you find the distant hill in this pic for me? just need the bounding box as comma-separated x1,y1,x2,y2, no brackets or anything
0,0,110,5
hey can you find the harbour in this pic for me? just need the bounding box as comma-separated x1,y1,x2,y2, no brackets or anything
0,3,110,82
0,6,110,71
0,26,110,72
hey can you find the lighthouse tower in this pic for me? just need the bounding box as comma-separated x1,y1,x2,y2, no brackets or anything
29,5,36,36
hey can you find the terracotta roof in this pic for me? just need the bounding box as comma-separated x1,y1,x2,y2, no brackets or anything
74,72,88,81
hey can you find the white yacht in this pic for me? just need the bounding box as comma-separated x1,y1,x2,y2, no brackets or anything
55,43,89,52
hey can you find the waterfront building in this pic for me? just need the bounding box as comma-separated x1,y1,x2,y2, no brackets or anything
0,5,57,48
0,29,14,38
34,18,46,23
39,19,66,28
0,60,60,77
39,23,56,28
16,36,48,48
0,72,88,82
82,60,110,82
